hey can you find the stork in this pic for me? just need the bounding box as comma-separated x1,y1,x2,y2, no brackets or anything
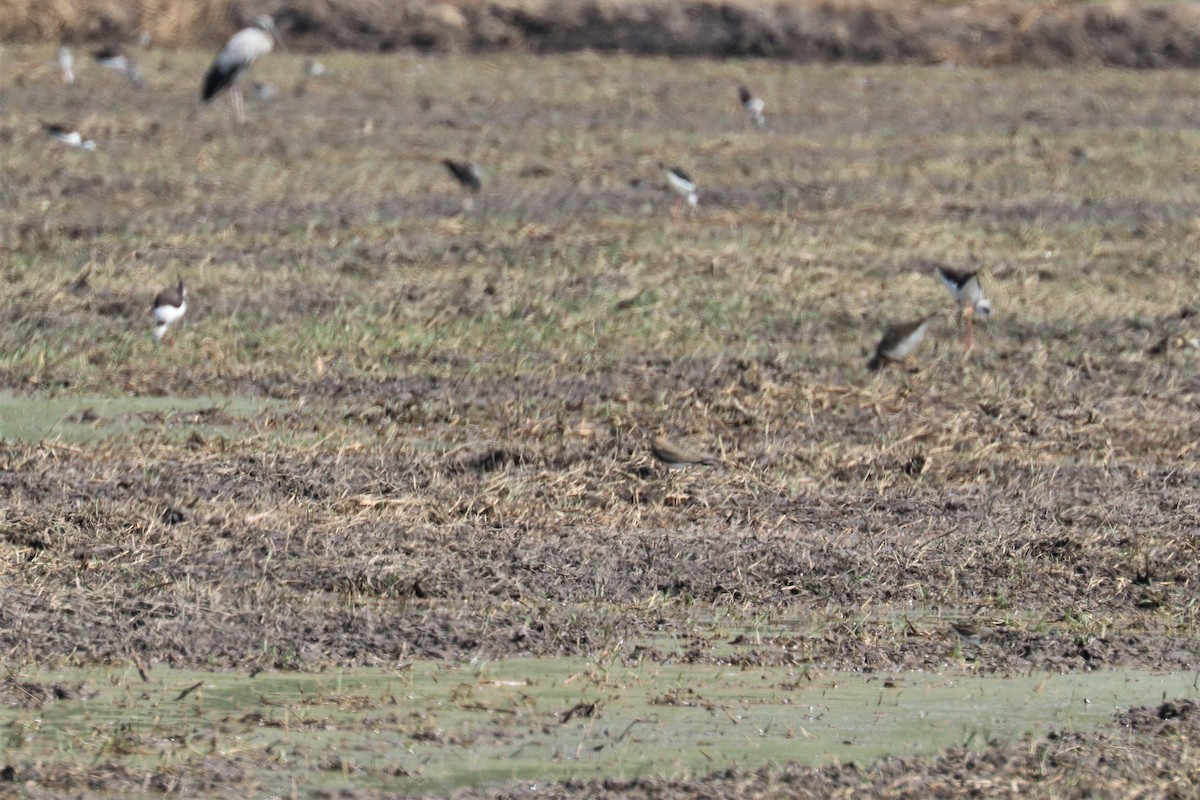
738,84,765,127
152,281,187,343
202,16,279,124
936,266,993,350
659,163,698,222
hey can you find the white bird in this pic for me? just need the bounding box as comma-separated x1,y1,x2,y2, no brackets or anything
152,281,187,343
93,47,143,87
738,84,765,127
303,58,326,77
56,46,74,85
659,163,698,222
202,16,279,124
44,123,96,151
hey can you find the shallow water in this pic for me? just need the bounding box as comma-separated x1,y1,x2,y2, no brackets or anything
0,393,275,443
4,659,1195,796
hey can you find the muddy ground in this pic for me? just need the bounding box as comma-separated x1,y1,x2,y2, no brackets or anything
0,47,1198,796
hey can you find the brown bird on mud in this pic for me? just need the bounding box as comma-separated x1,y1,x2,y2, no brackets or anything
948,621,992,649
442,159,483,193
651,435,720,469
936,265,993,349
868,315,934,371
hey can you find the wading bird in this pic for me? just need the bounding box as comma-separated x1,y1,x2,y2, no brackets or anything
659,163,698,221
44,123,96,151
56,46,74,84
936,266,993,349
152,281,187,343
867,315,934,371
442,159,483,193
651,435,719,469
93,47,143,86
738,84,765,127
202,16,279,124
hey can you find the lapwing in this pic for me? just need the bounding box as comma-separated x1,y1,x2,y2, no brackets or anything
936,266,993,349
738,84,765,127
651,435,719,469
92,47,143,87
659,163,698,222
44,123,96,151
867,315,934,371
202,16,279,124
151,280,187,343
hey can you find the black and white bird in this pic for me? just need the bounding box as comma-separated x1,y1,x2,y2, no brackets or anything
936,266,993,349
202,15,279,124
867,315,934,371
151,281,187,343
44,123,96,151
442,159,483,193
92,47,143,87
56,46,75,85
738,84,765,127
659,163,698,221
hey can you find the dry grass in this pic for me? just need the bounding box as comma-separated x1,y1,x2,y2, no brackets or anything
7,0,1200,67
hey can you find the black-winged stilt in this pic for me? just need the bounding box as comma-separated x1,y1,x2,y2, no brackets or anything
659,163,698,222
936,266,993,349
93,47,143,87
44,123,95,151
442,159,483,193
56,46,74,84
738,84,765,127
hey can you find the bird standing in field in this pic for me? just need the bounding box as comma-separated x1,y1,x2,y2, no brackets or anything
936,266,993,349
868,315,934,371
151,281,187,343
659,163,698,222
442,159,483,193
93,47,143,87
651,435,720,469
44,123,96,151
202,16,279,124
738,84,765,127
56,46,74,85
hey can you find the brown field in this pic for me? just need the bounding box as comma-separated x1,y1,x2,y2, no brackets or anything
0,43,1199,796
8,0,1200,67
